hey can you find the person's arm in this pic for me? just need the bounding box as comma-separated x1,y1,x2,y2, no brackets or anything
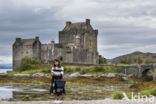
60,67,64,76
51,67,57,76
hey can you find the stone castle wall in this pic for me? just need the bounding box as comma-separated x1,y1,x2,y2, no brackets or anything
13,19,99,69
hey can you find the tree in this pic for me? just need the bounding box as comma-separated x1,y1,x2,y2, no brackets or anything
99,55,106,64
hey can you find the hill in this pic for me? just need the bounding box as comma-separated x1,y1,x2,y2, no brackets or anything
109,51,156,64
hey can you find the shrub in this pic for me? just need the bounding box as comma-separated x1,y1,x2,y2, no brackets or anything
112,91,124,99
22,95,31,101
18,57,42,71
140,87,156,97
140,90,150,97
149,88,156,96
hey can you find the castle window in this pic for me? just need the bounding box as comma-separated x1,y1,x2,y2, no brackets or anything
60,57,63,61
89,40,92,46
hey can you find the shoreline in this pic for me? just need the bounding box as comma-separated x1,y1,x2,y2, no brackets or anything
1,98,156,104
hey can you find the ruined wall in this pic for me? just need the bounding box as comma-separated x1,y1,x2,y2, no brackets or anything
33,38,41,60
41,42,55,63
13,43,34,69
13,37,41,69
84,30,98,52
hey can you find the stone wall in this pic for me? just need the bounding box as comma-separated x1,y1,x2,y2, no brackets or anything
58,19,99,64
41,43,54,63
13,19,99,69
13,45,34,69
13,37,41,69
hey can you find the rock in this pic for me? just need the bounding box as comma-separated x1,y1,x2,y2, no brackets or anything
99,73,127,78
32,73,47,77
10,74,31,77
129,84,139,89
117,73,127,77
80,74,96,78
127,74,133,78
100,73,117,78
68,72,81,78
122,77,129,81
63,74,70,79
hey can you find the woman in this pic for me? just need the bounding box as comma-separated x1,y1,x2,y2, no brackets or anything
50,59,65,104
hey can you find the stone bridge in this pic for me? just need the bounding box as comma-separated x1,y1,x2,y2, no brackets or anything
115,64,156,81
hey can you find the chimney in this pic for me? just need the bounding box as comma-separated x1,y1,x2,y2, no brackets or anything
35,36,39,40
51,40,55,44
66,21,71,26
95,29,98,35
86,19,90,26
16,38,21,42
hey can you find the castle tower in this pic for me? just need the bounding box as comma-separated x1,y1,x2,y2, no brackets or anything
58,19,99,64
13,36,41,69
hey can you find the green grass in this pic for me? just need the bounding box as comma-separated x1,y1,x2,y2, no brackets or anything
147,70,154,76
140,87,156,97
117,64,135,66
9,64,120,76
64,65,120,75
112,91,124,99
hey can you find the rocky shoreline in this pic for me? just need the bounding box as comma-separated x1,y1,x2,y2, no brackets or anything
64,72,133,80
0,72,133,80
1,98,155,104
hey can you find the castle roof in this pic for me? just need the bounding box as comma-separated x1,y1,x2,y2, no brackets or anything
63,19,93,31
15,37,40,46
21,39,36,45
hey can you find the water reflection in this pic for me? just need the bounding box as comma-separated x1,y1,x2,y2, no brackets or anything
0,83,130,101
0,86,17,99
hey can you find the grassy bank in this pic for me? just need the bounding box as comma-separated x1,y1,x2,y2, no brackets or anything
112,80,156,99
7,64,120,76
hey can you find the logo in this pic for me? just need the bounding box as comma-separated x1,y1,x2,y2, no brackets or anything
122,92,154,103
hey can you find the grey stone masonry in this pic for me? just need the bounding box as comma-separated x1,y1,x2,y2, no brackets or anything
12,19,99,70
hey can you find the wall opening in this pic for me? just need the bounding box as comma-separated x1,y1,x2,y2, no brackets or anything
142,69,154,81
59,56,63,61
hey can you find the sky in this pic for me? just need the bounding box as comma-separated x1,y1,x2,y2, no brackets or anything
0,0,156,64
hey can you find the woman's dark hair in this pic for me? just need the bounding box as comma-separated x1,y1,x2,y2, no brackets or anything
53,59,61,68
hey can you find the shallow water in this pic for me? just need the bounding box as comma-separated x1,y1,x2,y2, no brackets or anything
0,69,12,73
0,83,131,101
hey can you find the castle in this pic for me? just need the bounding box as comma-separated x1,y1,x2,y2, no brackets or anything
13,19,99,69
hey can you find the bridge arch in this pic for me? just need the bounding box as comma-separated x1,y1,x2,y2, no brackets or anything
115,64,156,81
141,68,154,81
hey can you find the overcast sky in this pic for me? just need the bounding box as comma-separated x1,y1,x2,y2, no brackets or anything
0,0,156,64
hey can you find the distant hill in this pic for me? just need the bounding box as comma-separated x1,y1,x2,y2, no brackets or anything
108,51,156,64
0,64,12,69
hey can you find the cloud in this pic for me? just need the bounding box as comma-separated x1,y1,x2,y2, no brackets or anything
0,0,156,63
0,56,12,64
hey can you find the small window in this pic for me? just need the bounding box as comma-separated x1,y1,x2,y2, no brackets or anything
89,40,92,46
60,57,63,61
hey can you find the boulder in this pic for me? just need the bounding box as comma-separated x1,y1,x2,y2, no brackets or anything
10,74,31,77
122,77,129,81
32,73,47,77
68,72,81,78
129,84,139,89
80,74,96,78
100,73,117,78
99,73,127,78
